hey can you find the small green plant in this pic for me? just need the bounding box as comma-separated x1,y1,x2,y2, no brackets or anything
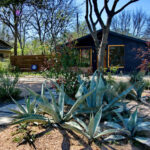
12,136,23,143
144,80,150,90
104,109,150,147
0,71,21,102
110,66,118,75
107,71,116,85
130,72,145,100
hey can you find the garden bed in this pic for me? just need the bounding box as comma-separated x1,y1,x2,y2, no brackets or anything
0,124,145,150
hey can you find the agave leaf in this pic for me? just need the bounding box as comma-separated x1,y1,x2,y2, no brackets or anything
39,103,61,123
104,121,122,129
51,80,62,91
103,85,134,112
83,86,91,107
41,82,45,97
136,126,150,132
94,129,120,139
137,122,150,128
46,86,56,104
96,75,105,107
25,98,30,113
12,114,48,124
88,114,95,138
134,136,150,147
115,112,127,128
9,109,23,116
11,97,27,114
46,86,60,117
104,135,126,141
127,108,138,132
64,95,75,106
62,121,83,131
113,106,124,113
29,98,36,114
50,104,61,123
26,87,49,104
90,71,97,107
76,83,91,108
74,108,97,115
93,107,102,136
62,121,90,139
135,83,145,100
64,88,96,121
75,82,85,99
75,118,88,132
78,75,84,85
58,85,65,118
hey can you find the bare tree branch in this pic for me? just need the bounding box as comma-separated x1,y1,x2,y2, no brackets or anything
115,0,139,15
92,0,105,28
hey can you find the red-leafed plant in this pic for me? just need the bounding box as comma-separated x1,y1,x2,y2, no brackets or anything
136,42,150,72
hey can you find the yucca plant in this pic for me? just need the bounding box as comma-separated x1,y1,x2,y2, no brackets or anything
75,70,134,115
62,107,122,144
104,108,150,147
25,81,95,124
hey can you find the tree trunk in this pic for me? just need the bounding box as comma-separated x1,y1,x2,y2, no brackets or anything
97,28,109,69
13,7,18,56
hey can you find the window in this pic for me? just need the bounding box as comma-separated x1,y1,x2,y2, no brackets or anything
0,53,4,61
108,45,124,67
80,49,91,67
0,53,3,58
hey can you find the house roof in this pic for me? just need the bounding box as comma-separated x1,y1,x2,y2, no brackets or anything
0,39,12,51
75,29,147,44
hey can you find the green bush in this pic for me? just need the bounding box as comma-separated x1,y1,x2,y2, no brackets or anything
56,71,79,98
0,59,10,71
144,80,150,90
130,72,145,100
0,71,21,103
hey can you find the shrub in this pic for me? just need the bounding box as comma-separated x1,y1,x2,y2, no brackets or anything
130,72,145,100
56,71,80,98
144,80,150,90
0,71,21,103
136,42,150,72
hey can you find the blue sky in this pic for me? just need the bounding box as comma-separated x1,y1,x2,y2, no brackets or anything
76,0,150,22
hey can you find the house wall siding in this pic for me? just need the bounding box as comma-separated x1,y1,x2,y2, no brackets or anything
75,32,147,73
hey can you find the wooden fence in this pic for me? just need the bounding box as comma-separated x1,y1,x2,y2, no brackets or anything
10,54,93,73
10,55,51,71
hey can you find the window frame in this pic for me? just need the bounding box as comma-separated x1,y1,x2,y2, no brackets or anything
108,45,125,68
79,48,92,67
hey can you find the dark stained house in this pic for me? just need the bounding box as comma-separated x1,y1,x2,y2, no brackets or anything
0,39,12,61
70,29,147,73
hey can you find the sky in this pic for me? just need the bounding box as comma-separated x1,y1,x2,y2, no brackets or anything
76,0,150,23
